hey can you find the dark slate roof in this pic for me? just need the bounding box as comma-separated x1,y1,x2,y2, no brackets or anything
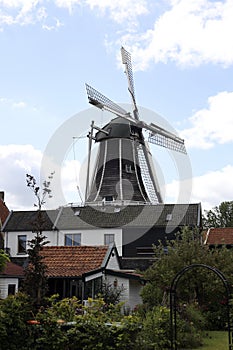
55,203,201,230
3,209,59,232
2,203,201,232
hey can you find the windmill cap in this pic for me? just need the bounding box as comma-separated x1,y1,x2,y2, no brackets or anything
95,116,144,143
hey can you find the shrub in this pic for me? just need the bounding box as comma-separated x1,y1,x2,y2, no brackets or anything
0,293,33,350
32,296,140,349
136,306,171,349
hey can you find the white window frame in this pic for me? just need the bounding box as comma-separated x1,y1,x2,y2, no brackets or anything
104,234,115,245
64,233,81,246
17,235,27,254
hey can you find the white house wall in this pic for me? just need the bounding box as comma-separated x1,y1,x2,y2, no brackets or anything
5,228,122,258
104,274,143,311
128,279,143,309
5,230,58,258
0,277,19,299
58,228,122,255
106,251,120,270
104,275,129,305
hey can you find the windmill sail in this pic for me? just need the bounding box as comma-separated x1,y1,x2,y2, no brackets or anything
142,121,186,154
121,46,139,120
86,84,129,118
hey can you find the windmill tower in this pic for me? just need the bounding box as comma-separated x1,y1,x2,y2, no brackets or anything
85,47,186,206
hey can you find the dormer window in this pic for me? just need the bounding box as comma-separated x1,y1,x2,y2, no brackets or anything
125,164,133,173
103,196,114,202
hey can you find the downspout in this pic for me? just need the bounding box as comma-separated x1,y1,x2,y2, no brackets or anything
204,228,211,245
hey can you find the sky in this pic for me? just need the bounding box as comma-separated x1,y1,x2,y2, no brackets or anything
1,0,233,212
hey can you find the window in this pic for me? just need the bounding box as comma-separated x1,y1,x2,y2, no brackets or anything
104,234,115,245
104,196,114,202
18,235,27,254
8,284,16,296
125,164,133,173
136,247,154,255
65,234,81,246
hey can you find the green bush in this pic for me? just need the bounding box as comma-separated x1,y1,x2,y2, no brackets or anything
32,297,141,349
136,306,170,349
175,303,206,349
135,303,206,350
0,292,214,350
0,293,33,350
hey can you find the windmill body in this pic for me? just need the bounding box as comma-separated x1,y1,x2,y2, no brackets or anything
86,116,160,204
85,47,186,206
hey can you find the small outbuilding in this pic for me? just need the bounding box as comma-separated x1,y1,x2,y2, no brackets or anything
0,261,24,299
42,244,144,311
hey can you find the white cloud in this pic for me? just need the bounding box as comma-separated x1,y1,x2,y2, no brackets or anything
166,164,233,211
0,0,148,30
0,144,83,210
54,0,82,14
2,0,233,71
42,18,63,31
60,159,83,204
180,91,233,149
0,144,42,210
54,0,148,22
0,0,51,29
86,0,148,25
123,0,233,69
12,101,27,108
0,96,28,109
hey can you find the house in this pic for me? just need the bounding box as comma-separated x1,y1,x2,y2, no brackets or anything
0,261,24,299
3,209,59,264
41,244,144,310
203,227,233,248
2,202,202,270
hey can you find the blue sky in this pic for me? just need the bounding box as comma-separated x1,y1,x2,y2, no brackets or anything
1,0,233,212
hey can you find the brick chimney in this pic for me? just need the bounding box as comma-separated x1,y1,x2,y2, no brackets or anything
0,191,4,202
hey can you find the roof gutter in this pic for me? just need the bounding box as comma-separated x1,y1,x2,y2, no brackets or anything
1,210,13,231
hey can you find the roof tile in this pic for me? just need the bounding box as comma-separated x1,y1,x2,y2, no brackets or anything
42,246,108,278
205,227,233,245
1,261,24,276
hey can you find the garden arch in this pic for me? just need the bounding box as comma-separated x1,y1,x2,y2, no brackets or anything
170,264,232,350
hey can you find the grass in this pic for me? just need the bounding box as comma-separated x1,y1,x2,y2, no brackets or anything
194,331,228,350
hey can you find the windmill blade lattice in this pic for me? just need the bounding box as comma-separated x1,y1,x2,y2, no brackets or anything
86,83,129,117
121,47,139,120
148,132,186,153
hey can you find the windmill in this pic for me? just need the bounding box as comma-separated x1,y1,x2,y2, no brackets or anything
84,47,186,206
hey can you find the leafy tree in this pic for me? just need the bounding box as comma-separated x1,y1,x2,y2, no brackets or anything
203,201,233,228
141,226,233,330
0,249,9,273
23,173,54,307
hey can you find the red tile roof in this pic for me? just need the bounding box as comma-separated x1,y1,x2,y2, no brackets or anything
1,261,24,276
204,227,233,245
42,246,109,278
